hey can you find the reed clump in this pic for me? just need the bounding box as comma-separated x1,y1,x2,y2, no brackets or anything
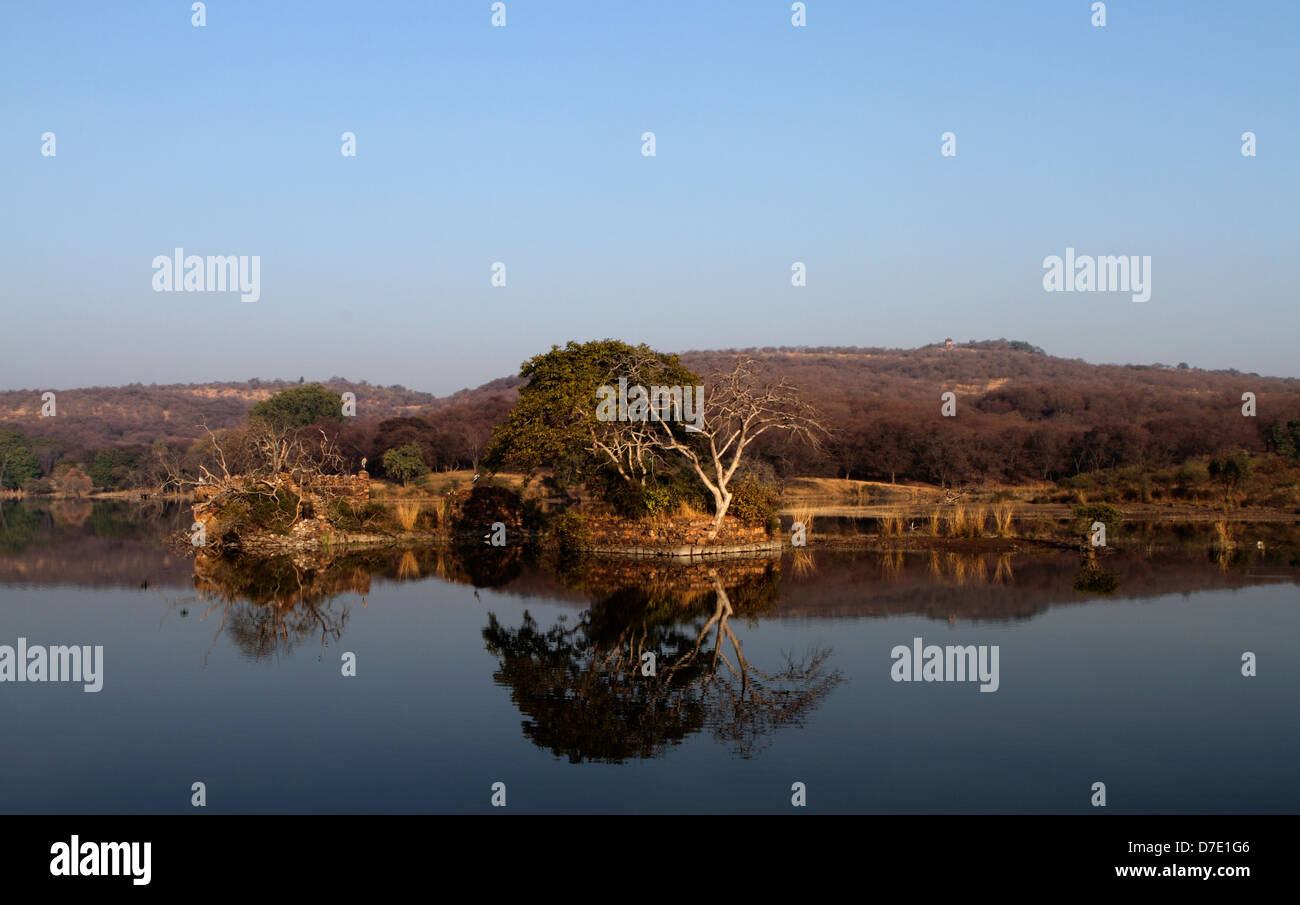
790,506,816,538
993,501,1015,537
946,504,985,538
393,500,423,532
878,512,903,536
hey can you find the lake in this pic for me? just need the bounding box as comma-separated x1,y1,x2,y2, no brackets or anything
1,501,1297,814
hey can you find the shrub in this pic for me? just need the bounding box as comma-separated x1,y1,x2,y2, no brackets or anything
1073,503,1122,536
548,510,590,551
20,477,52,495
588,467,709,520
329,500,390,532
248,488,301,532
209,487,301,540
728,475,781,527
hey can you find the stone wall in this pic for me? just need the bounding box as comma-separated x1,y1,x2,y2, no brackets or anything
302,472,371,503
191,470,372,549
571,512,780,557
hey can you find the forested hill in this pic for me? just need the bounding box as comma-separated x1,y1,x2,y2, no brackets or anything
0,376,525,452
3,339,1299,485
680,340,1300,483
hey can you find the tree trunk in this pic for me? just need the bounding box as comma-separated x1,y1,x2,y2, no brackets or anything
706,489,732,540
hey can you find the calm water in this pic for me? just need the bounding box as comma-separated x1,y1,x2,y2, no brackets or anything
1,502,1298,814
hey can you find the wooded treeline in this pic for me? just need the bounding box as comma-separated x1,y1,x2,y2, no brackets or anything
3,340,1299,492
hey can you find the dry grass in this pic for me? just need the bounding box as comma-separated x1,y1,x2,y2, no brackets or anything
946,504,985,538
392,500,423,532
878,512,903,536
372,469,531,501
790,506,816,537
993,501,1015,537
673,498,708,519
927,508,943,536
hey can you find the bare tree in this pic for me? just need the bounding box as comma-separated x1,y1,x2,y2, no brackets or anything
662,359,825,537
577,353,827,537
168,421,348,540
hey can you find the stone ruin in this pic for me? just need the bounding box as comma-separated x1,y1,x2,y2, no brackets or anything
191,470,372,549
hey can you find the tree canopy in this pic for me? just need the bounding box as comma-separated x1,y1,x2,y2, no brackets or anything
0,431,41,489
247,383,343,430
482,339,699,480
381,443,430,485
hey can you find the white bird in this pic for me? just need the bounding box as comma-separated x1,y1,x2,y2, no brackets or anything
472,473,480,483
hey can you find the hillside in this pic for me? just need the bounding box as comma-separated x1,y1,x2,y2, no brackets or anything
0,376,525,454
3,340,1299,489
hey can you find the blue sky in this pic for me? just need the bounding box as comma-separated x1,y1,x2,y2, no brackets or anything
2,0,1297,394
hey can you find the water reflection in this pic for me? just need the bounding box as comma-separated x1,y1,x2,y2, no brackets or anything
483,566,843,762
182,554,362,661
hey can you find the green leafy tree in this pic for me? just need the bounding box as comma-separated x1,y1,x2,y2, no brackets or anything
1267,419,1300,460
90,448,140,490
382,443,430,485
0,431,41,490
486,341,825,537
30,437,62,476
482,340,699,484
248,383,343,430
1208,453,1251,501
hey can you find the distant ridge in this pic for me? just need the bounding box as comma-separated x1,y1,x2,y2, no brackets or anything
3,341,1298,483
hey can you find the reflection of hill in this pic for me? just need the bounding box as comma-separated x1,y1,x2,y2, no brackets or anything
0,502,191,589
770,549,1300,622
0,535,192,588
6,498,1299,627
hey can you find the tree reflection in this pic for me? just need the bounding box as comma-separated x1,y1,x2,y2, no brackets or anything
187,554,359,661
483,567,842,762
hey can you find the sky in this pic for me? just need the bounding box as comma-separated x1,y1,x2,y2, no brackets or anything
2,0,1297,395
